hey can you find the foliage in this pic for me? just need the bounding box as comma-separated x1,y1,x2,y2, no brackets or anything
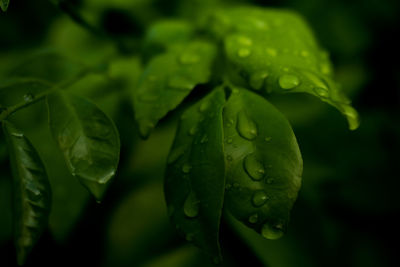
1,0,398,266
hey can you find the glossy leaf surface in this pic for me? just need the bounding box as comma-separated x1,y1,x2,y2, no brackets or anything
223,88,302,239
0,0,9,12
204,7,359,130
164,88,226,262
133,40,216,138
47,91,120,201
2,121,51,265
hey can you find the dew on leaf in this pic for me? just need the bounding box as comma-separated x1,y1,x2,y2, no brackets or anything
261,222,284,240
248,214,259,224
279,74,300,90
252,190,269,207
237,35,253,46
243,153,265,181
23,93,34,102
182,163,192,174
266,47,278,57
250,70,269,90
313,86,329,98
236,110,258,140
168,75,193,91
238,48,251,58
183,191,200,218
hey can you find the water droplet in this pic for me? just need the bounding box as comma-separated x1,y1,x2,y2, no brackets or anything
250,70,269,90
183,191,200,218
261,223,284,240
226,138,233,144
313,86,329,98
243,153,265,181
199,101,210,112
23,93,34,102
248,214,258,224
11,132,24,138
182,164,192,174
266,48,277,57
343,106,360,130
179,53,200,64
200,135,208,144
167,147,185,164
300,50,309,57
264,137,272,142
188,126,197,136
252,190,269,207
236,110,258,140
226,155,233,161
168,75,194,91
238,48,251,58
279,74,300,90
237,35,253,46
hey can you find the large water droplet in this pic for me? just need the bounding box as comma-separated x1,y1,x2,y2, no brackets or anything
238,48,251,58
313,86,329,98
279,74,300,90
243,153,265,181
248,214,258,224
236,110,258,140
23,93,34,102
250,70,269,90
183,191,199,218
261,223,284,240
182,163,192,173
168,75,194,91
252,190,269,207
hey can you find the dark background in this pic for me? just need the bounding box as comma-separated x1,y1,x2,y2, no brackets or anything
1,0,399,266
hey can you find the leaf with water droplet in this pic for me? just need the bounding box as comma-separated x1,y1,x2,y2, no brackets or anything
223,88,302,240
164,88,226,261
204,7,359,130
2,121,51,265
1,0,9,12
133,40,217,138
47,91,120,201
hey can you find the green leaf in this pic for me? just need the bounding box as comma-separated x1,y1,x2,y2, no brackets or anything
0,0,9,12
46,91,120,201
144,19,194,51
204,7,359,130
133,40,217,138
223,88,302,240
2,121,51,265
164,87,226,262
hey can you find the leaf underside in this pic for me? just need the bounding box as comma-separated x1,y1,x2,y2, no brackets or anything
164,87,226,263
47,91,120,201
2,121,51,265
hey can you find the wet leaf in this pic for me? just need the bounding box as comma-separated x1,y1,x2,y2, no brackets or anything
204,7,359,130
223,88,302,240
133,40,216,138
46,91,120,201
164,87,226,262
0,0,9,12
2,121,51,265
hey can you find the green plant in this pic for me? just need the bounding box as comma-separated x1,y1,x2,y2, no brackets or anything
0,1,359,265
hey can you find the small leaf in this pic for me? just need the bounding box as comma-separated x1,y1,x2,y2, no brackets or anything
204,7,359,130
133,40,217,138
0,0,9,12
164,87,226,262
2,121,51,265
223,88,302,240
46,91,120,201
